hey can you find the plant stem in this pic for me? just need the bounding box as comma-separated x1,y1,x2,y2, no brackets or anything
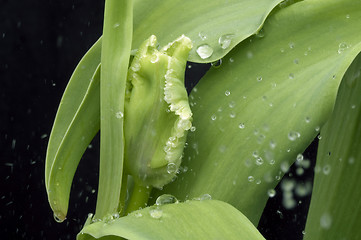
125,183,152,215
94,0,133,219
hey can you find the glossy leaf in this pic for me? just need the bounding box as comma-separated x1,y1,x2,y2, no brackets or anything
303,53,361,240
78,200,265,240
45,38,101,221
158,0,361,224
132,0,284,63
95,0,133,219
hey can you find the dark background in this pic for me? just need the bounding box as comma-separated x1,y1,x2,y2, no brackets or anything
0,1,317,239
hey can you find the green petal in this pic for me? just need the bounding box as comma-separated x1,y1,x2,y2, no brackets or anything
158,0,361,224
132,0,284,63
45,39,101,221
125,35,192,188
78,200,265,240
304,53,361,239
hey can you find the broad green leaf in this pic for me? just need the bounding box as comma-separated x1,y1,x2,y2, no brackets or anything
133,0,283,63
78,200,265,240
45,39,101,221
95,0,132,219
303,53,361,240
158,0,361,224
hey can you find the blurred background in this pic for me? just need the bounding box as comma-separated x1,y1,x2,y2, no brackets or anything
0,1,317,239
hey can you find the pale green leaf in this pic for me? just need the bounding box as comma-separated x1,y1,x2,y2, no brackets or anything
158,0,361,224
45,43,101,221
78,200,265,240
133,0,283,63
95,0,133,219
304,53,361,240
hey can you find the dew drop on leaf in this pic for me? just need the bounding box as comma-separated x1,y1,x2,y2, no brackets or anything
218,34,234,49
320,212,332,229
156,194,179,206
196,44,213,59
149,209,163,219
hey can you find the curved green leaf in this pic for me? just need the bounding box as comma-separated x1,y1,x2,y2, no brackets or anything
158,0,361,224
304,53,361,239
45,38,101,221
78,200,265,240
133,0,283,63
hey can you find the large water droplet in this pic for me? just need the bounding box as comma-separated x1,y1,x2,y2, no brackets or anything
248,176,255,182
156,194,179,205
196,44,213,59
53,212,65,223
167,163,177,174
218,34,234,49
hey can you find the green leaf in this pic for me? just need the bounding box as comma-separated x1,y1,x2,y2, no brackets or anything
95,0,133,219
45,38,101,221
303,53,361,239
158,0,361,224
133,0,284,63
78,199,265,240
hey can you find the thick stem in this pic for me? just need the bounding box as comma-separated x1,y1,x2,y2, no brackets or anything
125,182,152,215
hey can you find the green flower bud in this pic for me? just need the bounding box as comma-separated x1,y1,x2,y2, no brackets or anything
124,35,193,189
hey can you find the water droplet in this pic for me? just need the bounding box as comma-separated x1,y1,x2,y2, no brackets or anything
200,193,212,201
156,194,179,205
289,42,295,49
256,179,262,184
225,90,231,96
323,165,331,175
288,131,300,141
190,126,196,132
338,42,349,54
289,73,294,79
268,189,276,198
218,34,234,49
134,212,143,218
211,59,222,68
296,153,304,162
320,212,332,229
198,31,207,40
257,76,263,82
246,51,253,59
238,123,245,129
248,176,255,182
113,23,120,28
255,28,265,38
229,57,234,63
256,157,264,166
167,163,177,174
228,101,236,108
351,104,356,109
150,54,159,63
115,111,124,119
305,117,311,123
315,126,320,132
53,212,65,223
280,48,285,53
294,59,299,64
269,140,277,149
229,112,236,118
211,114,217,121
348,157,355,164
196,44,213,59
149,208,163,219
346,14,350,19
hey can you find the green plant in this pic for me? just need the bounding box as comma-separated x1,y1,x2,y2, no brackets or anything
45,0,361,239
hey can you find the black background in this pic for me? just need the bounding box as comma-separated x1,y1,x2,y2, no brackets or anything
0,1,317,239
